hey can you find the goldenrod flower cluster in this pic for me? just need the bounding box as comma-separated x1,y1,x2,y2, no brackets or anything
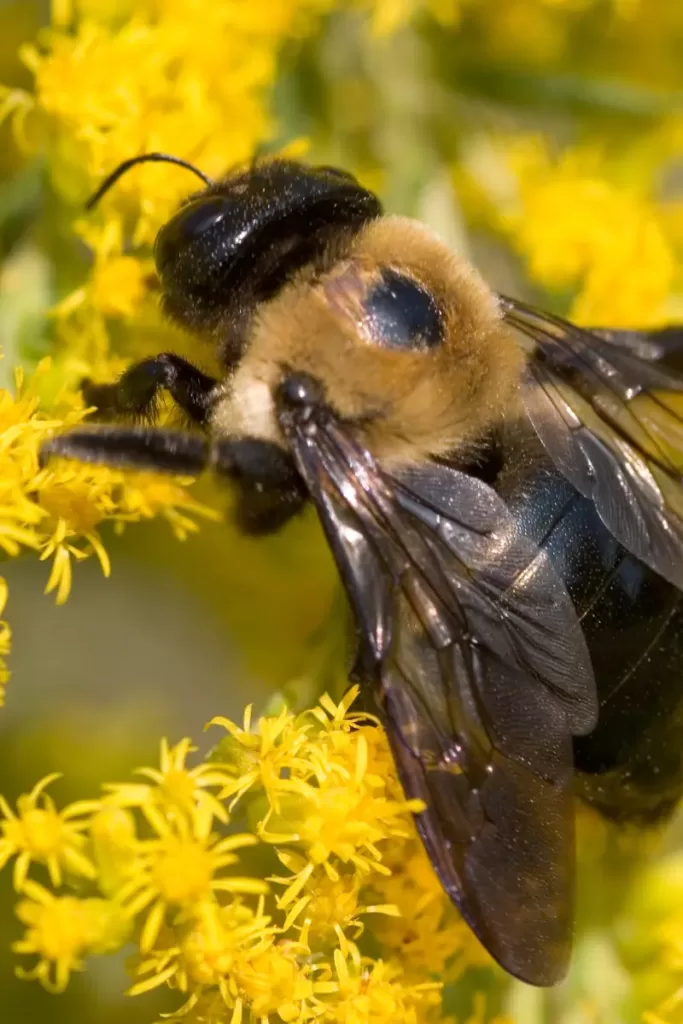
0,688,489,1022
458,134,682,327
0,358,216,705
0,0,348,706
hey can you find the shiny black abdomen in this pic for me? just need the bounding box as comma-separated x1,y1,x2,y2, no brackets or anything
489,430,683,824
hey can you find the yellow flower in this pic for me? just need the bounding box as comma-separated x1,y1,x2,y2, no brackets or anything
104,737,234,828
367,0,463,35
181,899,276,990
53,217,150,327
279,868,366,945
117,808,267,952
260,698,424,903
321,943,442,1024
166,990,236,1024
89,805,139,896
274,854,401,954
491,137,677,326
210,704,313,812
0,0,334,703
370,839,489,981
3,692,452,1020
0,362,216,618
0,774,100,890
234,942,322,1022
13,880,129,993
518,168,674,326
629,852,683,1024
128,897,276,997
129,902,330,1022
90,254,148,317
9,2,331,233
0,577,12,707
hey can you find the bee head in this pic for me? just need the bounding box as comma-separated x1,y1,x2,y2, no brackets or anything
215,216,525,467
154,160,382,358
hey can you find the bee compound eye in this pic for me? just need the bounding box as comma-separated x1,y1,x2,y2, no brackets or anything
154,196,229,274
314,165,358,182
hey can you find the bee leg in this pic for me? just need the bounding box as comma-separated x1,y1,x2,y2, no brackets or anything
212,438,307,534
82,354,218,425
40,427,209,474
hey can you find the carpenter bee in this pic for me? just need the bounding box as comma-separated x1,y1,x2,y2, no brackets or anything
41,154,683,986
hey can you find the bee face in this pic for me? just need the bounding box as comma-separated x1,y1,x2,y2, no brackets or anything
213,216,524,467
154,193,234,311
154,160,382,362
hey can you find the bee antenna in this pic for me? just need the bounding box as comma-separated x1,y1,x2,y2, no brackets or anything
85,153,215,210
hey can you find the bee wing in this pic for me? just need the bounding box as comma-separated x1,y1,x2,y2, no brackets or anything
588,325,683,362
501,297,683,589
288,418,597,986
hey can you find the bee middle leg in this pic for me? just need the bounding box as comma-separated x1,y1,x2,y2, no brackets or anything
213,438,307,534
82,354,218,425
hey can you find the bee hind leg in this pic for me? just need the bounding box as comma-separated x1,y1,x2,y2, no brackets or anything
82,354,218,425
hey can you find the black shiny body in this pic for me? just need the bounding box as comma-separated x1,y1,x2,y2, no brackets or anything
488,424,683,824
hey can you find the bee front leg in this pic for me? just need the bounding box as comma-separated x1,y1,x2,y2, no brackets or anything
40,427,209,474
83,354,218,425
212,438,307,534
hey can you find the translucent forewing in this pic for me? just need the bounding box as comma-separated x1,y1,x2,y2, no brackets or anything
286,414,597,986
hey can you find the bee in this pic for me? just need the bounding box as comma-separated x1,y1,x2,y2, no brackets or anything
41,154,683,986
